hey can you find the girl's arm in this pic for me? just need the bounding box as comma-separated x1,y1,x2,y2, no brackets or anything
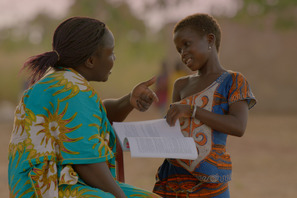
166,78,249,137
167,100,249,137
103,77,158,123
73,162,126,198
195,101,248,137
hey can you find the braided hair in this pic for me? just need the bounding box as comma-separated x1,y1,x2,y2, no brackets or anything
23,17,106,85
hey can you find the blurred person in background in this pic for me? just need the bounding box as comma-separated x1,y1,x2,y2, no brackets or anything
154,60,169,116
167,60,191,106
8,16,161,198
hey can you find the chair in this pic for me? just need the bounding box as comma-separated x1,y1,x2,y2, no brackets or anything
116,140,125,182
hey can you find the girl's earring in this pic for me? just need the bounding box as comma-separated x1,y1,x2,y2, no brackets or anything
208,46,212,50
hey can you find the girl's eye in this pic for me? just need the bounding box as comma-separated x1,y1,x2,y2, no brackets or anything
176,41,190,54
184,41,191,47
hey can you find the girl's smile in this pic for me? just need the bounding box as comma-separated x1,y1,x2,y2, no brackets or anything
174,27,210,72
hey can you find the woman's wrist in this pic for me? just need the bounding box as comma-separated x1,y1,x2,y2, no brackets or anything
127,92,135,110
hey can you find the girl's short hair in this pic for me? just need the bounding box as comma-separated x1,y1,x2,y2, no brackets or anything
174,13,221,52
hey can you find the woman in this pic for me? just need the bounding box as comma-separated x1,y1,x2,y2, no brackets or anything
8,17,160,198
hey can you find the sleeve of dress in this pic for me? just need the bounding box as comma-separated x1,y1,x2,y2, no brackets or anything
228,72,257,109
58,90,115,165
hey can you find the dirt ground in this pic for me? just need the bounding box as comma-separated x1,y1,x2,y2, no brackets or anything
1,108,297,197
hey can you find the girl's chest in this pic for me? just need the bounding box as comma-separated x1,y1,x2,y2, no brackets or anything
180,75,220,100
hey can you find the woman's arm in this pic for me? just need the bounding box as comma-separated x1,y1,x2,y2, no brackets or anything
103,77,158,123
103,93,134,123
73,162,126,198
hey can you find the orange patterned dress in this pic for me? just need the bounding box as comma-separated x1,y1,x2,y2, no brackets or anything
153,71,256,197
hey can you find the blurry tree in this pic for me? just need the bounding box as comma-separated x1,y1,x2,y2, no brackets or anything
69,0,146,37
0,14,60,52
0,0,148,51
0,0,165,102
110,0,297,30
235,0,297,29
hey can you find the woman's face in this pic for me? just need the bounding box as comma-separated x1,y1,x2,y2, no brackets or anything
91,29,116,82
173,27,210,72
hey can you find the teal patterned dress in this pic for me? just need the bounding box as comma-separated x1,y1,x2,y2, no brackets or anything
8,68,160,198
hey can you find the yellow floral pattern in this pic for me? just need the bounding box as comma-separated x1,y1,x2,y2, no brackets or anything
8,68,160,198
41,68,97,102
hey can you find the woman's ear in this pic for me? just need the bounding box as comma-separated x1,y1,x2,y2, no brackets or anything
85,56,94,69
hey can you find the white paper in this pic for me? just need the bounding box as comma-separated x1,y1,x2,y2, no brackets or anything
113,119,198,160
127,137,198,160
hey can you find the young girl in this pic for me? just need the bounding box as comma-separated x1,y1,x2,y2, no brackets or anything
153,13,256,197
8,17,161,198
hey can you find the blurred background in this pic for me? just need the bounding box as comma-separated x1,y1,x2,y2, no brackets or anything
0,0,296,197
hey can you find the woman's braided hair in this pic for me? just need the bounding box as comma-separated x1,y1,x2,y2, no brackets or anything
23,17,106,85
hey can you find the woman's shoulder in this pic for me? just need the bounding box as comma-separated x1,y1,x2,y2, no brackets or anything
33,68,99,103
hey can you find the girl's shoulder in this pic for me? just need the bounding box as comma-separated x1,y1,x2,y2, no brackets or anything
226,70,245,78
173,74,194,89
221,70,249,85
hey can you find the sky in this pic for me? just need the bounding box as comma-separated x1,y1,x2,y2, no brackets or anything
0,0,74,30
0,0,241,31
110,0,241,31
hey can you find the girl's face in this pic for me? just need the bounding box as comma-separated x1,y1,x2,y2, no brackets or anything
173,27,210,71
91,29,116,82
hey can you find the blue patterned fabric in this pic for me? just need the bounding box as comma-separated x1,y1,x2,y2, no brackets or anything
8,68,160,198
154,71,256,197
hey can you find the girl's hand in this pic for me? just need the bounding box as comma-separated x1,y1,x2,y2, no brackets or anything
130,77,159,112
166,103,192,126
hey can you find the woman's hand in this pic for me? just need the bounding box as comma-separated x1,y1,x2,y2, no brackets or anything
130,77,159,112
166,103,192,126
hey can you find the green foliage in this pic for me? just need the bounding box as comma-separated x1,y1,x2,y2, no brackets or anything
0,0,166,102
235,0,297,29
68,0,146,34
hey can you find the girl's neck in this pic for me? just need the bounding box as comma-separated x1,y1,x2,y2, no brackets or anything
197,54,225,76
